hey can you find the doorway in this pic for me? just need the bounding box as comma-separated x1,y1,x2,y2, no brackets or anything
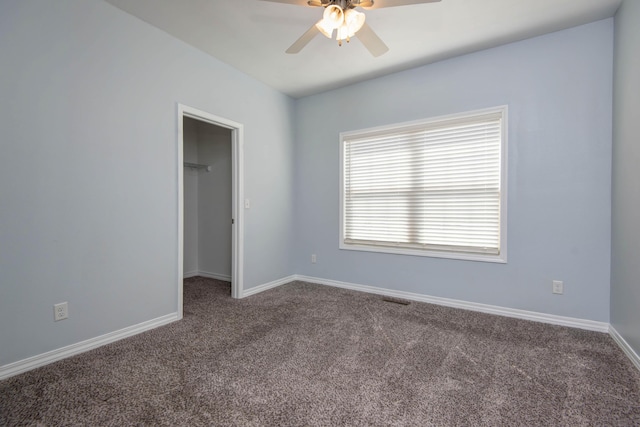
177,104,244,319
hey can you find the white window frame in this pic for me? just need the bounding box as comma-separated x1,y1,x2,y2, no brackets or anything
339,106,508,264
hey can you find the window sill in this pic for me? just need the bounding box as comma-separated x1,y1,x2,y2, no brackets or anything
339,242,507,264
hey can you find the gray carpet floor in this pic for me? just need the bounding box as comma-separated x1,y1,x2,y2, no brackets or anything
1,277,640,426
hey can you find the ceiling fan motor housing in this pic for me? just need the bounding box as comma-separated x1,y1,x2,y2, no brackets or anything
313,0,367,10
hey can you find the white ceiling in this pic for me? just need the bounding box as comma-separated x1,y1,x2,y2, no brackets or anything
104,0,621,98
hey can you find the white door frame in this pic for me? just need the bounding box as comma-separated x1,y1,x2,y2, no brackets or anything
177,104,244,319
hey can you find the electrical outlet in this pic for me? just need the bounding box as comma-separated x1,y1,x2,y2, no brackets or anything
311,254,317,264
552,280,563,295
54,302,68,321
244,199,251,209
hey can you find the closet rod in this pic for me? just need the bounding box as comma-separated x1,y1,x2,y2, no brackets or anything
184,162,212,172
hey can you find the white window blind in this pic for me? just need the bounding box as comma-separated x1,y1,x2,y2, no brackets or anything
342,108,505,260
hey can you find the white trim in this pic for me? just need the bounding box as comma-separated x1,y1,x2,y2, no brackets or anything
177,104,245,319
294,275,609,332
195,271,232,282
183,271,231,281
177,105,184,319
183,270,200,279
0,313,178,381
241,275,297,298
230,121,245,299
609,325,640,372
336,244,508,264
5,277,632,380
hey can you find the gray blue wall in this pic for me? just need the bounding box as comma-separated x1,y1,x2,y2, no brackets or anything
294,19,613,322
611,0,640,355
0,0,622,370
0,0,295,366
196,123,232,279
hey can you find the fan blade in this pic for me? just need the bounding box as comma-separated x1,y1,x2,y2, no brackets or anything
357,0,441,9
286,24,321,54
257,0,326,6
352,0,374,6
258,0,309,6
356,23,389,57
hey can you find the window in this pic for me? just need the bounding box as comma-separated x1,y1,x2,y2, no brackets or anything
340,106,507,263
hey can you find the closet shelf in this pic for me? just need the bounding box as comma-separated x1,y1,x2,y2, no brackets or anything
184,162,212,172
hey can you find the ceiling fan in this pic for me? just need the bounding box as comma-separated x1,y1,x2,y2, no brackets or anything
260,0,442,57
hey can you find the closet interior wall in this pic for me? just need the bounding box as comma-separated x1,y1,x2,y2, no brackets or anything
183,117,232,282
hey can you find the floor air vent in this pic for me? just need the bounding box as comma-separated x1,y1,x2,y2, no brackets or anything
382,296,411,305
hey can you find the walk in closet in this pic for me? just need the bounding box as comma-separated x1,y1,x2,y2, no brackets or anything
183,117,232,282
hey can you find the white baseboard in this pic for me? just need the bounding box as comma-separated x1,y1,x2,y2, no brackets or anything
184,270,232,282
242,275,297,298
295,275,610,333
198,271,232,282
4,275,627,381
609,325,640,371
0,313,178,381
183,270,199,279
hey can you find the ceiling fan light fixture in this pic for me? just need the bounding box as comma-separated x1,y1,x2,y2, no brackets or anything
322,4,345,29
315,18,335,38
336,23,350,45
341,8,366,39
276,0,395,57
